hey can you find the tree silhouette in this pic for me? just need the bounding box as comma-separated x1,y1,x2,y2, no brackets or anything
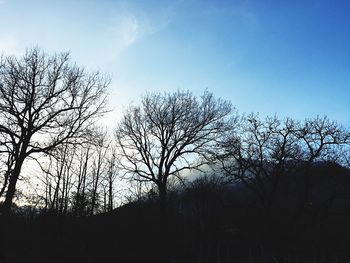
115,90,234,210
0,48,109,214
218,114,349,221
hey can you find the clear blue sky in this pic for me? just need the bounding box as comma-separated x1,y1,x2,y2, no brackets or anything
0,0,349,126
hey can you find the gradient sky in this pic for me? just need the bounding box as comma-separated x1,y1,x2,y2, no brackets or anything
0,0,349,126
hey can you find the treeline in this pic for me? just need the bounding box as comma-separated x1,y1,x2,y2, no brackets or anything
0,48,349,219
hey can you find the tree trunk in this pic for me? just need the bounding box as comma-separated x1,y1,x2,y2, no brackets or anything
108,177,113,211
0,169,10,198
90,171,100,216
2,157,25,215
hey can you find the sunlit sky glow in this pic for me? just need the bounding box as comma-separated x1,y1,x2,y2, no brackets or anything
0,0,349,126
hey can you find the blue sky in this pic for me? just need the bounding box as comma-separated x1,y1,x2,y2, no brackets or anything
0,0,349,125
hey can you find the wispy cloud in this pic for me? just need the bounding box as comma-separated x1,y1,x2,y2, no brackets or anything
102,2,178,61
118,15,140,47
107,14,141,55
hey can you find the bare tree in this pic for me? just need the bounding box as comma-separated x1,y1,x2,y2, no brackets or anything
89,128,109,215
0,48,109,214
218,114,349,220
291,116,350,222
218,114,303,218
38,143,76,215
104,145,118,212
71,144,92,216
39,137,111,216
295,116,349,163
115,90,233,210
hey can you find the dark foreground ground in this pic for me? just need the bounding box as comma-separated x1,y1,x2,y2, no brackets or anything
2,163,350,262
1,201,350,263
